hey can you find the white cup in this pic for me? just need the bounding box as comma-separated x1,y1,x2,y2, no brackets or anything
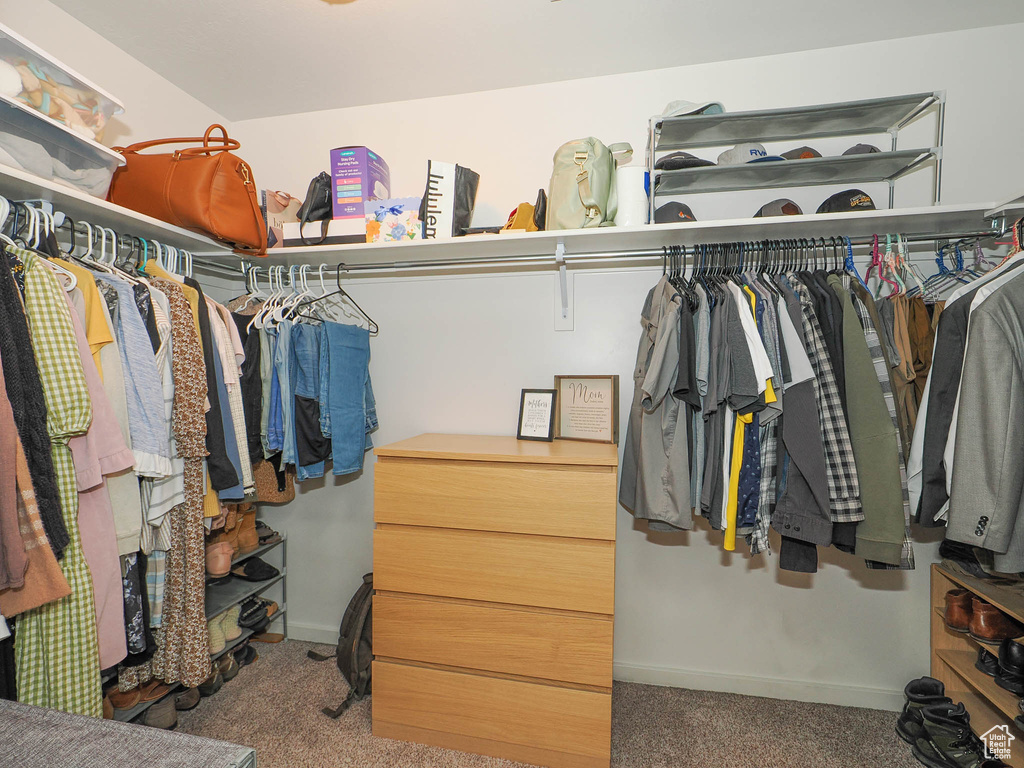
614,166,649,227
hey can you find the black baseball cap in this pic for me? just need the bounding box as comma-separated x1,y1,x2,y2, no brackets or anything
655,152,715,170
754,199,803,217
654,202,697,223
842,143,880,155
816,189,876,214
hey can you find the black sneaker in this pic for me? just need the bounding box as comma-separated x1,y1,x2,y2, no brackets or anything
913,702,1009,768
897,677,953,744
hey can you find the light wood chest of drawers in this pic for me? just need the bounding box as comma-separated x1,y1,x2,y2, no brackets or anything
372,434,619,768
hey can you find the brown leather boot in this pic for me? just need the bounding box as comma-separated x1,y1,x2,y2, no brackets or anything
206,526,239,560
205,541,233,578
944,589,973,633
969,597,1024,643
237,507,259,554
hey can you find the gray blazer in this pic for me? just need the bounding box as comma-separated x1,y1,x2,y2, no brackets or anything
948,275,1024,570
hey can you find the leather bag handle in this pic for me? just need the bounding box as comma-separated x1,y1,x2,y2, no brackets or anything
113,123,240,156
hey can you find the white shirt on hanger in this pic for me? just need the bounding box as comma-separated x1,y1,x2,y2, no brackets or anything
726,282,774,394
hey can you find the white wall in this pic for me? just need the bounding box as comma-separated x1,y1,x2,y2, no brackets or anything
229,23,1024,712
0,0,228,145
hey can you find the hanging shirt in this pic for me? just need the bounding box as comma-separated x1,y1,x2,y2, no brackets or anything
785,274,863,524
92,272,172,478
691,284,711,510
620,278,692,530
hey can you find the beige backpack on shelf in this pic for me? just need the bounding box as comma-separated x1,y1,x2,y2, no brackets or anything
546,137,633,230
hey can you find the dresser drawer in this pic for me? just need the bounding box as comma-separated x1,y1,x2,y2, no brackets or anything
374,525,614,615
374,459,616,540
373,661,611,765
374,592,613,688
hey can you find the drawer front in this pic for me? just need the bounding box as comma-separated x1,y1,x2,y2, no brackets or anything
374,592,613,688
373,661,611,761
374,525,614,615
374,459,616,540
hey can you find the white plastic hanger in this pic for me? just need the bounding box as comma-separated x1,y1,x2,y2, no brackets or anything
0,197,16,249
249,265,281,331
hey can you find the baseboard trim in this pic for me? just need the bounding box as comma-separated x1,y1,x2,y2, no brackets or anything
287,621,339,646
612,662,904,712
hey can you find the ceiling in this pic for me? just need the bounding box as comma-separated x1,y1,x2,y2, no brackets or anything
51,0,1024,121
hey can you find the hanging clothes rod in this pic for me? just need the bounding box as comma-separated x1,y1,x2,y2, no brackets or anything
190,225,1011,278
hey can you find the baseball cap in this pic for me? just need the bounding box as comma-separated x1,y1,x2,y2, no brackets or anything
661,100,724,118
842,143,880,155
654,202,697,224
754,199,803,218
655,152,715,170
718,143,784,165
816,189,876,214
782,146,822,160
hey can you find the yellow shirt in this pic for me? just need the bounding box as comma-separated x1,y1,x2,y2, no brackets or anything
57,259,114,379
724,285,778,551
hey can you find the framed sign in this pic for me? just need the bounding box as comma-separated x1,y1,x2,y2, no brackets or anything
517,389,557,441
554,375,619,443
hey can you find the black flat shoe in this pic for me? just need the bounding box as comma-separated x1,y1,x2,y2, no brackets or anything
230,557,280,582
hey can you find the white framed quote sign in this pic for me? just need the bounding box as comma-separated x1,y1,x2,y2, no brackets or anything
553,375,619,444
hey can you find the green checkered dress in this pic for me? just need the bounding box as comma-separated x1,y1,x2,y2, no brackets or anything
14,249,102,718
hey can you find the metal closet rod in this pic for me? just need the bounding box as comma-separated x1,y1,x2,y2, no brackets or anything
195,226,1004,277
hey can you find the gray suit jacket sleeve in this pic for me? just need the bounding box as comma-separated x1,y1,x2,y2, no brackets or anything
947,310,1024,554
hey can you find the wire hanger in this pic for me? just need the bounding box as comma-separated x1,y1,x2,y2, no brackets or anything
293,263,378,334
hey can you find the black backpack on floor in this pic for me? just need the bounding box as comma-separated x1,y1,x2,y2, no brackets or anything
307,572,373,718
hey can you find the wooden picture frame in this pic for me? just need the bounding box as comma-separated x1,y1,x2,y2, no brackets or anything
517,389,557,442
553,375,619,444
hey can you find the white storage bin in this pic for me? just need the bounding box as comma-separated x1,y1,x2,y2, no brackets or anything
0,22,124,143
0,93,125,198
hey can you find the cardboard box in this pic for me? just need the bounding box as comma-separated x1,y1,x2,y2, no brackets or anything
330,146,390,219
365,197,421,243
282,219,367,247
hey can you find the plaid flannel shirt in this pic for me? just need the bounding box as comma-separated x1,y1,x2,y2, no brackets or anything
788,275,863,523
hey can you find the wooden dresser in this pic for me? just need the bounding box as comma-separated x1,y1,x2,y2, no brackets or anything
371,434,619,768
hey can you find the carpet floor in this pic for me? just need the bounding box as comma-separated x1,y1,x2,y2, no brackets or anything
176,641,921,768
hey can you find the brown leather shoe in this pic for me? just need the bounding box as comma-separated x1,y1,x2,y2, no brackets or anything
944,588,973,632
969,597,1024,643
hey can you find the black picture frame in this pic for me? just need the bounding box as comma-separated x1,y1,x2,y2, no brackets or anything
517,389,557,442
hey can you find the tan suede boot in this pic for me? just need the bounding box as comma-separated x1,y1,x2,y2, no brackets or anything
237,507,259,554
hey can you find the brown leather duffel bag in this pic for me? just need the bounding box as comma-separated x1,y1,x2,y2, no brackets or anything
108,124,267,255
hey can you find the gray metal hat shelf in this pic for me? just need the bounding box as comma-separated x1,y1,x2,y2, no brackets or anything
647,91,946,217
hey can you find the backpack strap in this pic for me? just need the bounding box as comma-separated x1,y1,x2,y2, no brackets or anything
573,150,602,226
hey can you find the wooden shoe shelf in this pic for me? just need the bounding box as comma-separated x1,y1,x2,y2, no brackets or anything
932,564,1024,767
